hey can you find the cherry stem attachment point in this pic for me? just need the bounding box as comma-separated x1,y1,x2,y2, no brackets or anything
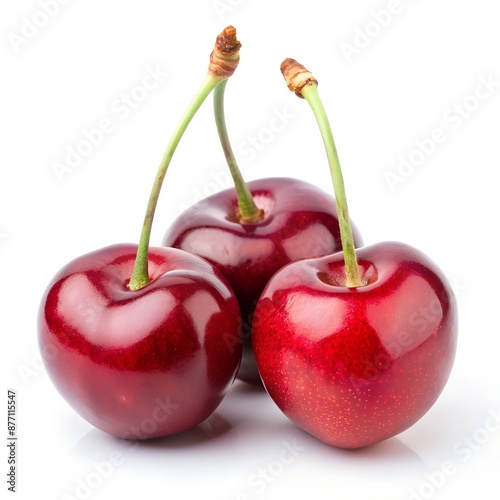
280,58,363,288
128,26,242,290
213,79,263,222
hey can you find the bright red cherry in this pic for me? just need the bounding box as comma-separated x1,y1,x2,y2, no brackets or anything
38,27,244,439
39,244,241,439
251,58,458,448
253,242,458,448
163,176,363,384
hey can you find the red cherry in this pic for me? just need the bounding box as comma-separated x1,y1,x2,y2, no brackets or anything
251,59,458,448
252,241,458,448
38,244,241,439
38,28,244,438
163,176,363,384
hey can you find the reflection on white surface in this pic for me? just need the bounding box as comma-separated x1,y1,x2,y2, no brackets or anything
60,381,428,500
27,373,497,500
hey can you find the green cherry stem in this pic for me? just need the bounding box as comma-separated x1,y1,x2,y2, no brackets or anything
128,26,242,291
280,58,363,288
213,80,263,221
128,74,219,290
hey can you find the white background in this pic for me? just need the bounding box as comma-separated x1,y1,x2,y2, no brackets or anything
1,0,499,499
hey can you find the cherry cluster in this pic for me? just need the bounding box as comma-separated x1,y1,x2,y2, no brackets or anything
38,27,457,449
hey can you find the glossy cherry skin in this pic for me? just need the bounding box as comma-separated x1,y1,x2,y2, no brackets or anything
252,242,458,449
38,244,242,439
163,177,363,385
